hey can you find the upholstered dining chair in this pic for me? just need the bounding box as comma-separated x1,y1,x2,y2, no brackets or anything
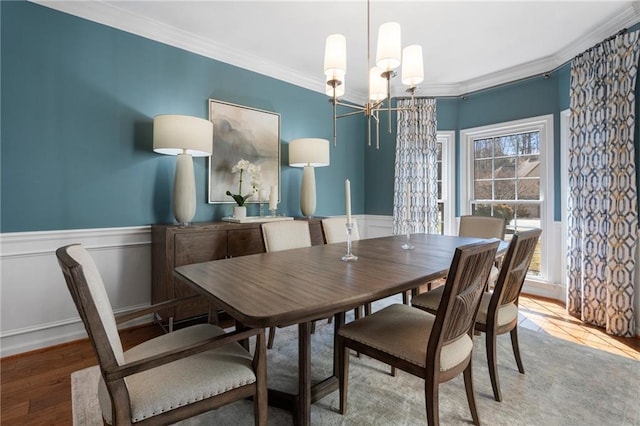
322,217,370,319
337,240,500,425
321,216,360,243
56,244,267,426
459,214,506,288
412,228,542,402
261,220,312,348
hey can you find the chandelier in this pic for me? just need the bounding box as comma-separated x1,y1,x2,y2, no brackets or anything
323,0,424,148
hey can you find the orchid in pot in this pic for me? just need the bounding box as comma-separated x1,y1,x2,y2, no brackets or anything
226,159,261,218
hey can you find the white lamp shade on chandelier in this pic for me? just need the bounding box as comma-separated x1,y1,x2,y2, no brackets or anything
289,138,330,217
375,22,402,71
153,114,213,225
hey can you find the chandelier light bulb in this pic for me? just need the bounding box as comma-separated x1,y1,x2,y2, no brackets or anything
369,67,387,101
401,45,424,86
376,22,401,72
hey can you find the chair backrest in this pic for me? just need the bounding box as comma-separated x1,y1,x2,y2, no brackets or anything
261,220,312,252
428,240,500,354
459,215,506,240
56,244,125,369
491,228,542,310
322,217,360,243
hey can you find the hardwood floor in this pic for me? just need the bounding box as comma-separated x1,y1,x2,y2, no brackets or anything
1,294,638,425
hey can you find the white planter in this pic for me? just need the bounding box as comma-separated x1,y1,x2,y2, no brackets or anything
233,206,247,219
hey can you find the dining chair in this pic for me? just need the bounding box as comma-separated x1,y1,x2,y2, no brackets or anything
261,220,312,348
459,214,506,288
56,244,267,425
321,216,360,243
337,239,500,425
322,217,370,319
411,228,542,402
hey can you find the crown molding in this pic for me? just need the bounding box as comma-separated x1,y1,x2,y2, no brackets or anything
30,0,640,101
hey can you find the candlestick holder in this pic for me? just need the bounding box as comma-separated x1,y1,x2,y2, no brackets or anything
342,222,358,261
270,208,277,217
402,220,414,250
259,201,265,217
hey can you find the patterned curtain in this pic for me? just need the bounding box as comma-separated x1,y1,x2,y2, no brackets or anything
392,98,438,235
567,30,640,337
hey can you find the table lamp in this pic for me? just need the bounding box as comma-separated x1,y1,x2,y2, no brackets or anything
153,114,213,225
289,138,330,217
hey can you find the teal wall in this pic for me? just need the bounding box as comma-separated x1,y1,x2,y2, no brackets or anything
2,2,637,232
1,1,364,232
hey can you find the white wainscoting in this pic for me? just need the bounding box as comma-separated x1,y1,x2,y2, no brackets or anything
2,217,637,357
0,227,152,357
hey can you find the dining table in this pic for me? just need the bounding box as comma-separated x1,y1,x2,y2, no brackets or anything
174,233,506,425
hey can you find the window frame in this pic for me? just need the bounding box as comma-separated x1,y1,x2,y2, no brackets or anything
460,114,554,282
437,131,456,236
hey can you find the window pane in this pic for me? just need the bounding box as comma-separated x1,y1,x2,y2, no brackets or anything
518,155,540,178
474,138,494,159
518,132,540,156
496,136,517,156
518,178,540,200
494,179,516,200
495,157,515,178
474,180,492,199
474,159,492,179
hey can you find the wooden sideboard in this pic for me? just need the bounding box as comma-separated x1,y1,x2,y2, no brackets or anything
151,218,325,327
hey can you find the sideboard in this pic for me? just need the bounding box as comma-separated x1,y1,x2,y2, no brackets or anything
151,218,325,328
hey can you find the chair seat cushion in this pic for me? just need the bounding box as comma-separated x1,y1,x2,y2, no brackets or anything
338,304,472,371
476,292,519,327
412,287,518,328
98,324,255,424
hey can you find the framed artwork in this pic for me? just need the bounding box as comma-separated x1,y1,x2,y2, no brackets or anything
207,99,280,203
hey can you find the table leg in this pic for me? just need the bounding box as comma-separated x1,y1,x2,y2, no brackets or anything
296,321,312,426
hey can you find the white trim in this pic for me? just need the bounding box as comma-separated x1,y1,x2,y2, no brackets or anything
459,114,554,282
30,1,640,100
437,131,457,236
1,226,153,357
560,109,571,289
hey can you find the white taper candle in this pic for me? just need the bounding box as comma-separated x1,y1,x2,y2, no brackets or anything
345,179,352,224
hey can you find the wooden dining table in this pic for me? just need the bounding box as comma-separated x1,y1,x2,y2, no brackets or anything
174,233,506,425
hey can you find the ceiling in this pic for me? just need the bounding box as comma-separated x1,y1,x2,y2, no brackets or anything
34,1,640,102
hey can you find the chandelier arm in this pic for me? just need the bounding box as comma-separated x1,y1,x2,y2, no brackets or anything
337,109,368,119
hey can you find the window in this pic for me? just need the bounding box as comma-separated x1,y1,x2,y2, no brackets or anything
436,131,456,236
460,115,553,280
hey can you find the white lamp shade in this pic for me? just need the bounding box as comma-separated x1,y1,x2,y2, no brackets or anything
153,114,213,157
289,138,330,167
324,34,347,80
376,22,401,72
369,67,387,101
326,75,345,97
402,45,424,86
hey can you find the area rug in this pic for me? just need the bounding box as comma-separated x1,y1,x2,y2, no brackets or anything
72,297,640,425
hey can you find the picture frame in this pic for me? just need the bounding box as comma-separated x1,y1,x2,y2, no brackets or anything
207,99,281,204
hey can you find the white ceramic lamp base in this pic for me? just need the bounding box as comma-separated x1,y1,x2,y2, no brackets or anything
300,165,317,217
173,153,196,225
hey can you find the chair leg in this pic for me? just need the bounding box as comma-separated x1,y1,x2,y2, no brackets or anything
425,379,439,426
463,361,480,426
339,339,350,414
402,290,409,305
267,327,276,349
510,326,525,374
364,303,372,316
485,329,502,402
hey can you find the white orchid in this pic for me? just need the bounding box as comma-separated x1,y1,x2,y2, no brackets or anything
227,159,261,206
